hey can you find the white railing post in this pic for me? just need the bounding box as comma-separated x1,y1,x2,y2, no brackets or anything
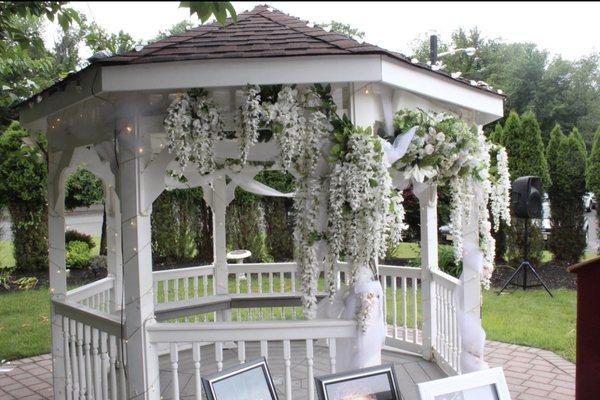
106,184,123,312
48,148,70,400
416,183,438,360
118,117,160,400
211,174,231,323
461,185,482,322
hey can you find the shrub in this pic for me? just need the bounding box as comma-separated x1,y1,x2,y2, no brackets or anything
65,230,95,250
438,244,462,278
66,240,92,269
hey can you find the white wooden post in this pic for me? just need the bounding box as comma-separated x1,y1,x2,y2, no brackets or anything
118,117,160,399
416,183,438,360
48,149,70,400
211,174,230,320
460,185,482,322
105,184,123,311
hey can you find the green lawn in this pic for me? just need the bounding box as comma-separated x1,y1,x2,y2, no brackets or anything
483,289,576,362
0,283,577,363
0,287,51,360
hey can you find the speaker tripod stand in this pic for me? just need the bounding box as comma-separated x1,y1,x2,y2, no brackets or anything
498,219,553,297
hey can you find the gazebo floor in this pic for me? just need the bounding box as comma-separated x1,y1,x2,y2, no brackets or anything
158,341,445,400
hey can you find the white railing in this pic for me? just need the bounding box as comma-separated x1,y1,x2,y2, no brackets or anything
153,264,215,304
53,299,126,400
147,319,357,400
379,265,423,354
431,269,461,375
67,277,115,314
228,262,305,321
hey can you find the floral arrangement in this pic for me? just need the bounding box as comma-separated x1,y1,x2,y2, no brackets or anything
393,109,511,288
164,90,225,175
327,123,407,330
357,291,377,334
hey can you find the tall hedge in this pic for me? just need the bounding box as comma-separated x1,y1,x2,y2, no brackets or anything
151,188,213,266
548,133,587,263
586,125,600,254
502,111,550,265
0,122,48,271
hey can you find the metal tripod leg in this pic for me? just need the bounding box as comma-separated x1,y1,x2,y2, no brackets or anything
524,261,554,297
497,261,526,295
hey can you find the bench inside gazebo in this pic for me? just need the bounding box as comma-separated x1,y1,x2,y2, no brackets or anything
17,5,506,400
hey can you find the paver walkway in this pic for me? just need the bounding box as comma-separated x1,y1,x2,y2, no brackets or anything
0,341,575,400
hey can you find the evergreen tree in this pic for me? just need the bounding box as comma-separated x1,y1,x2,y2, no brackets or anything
502,111,550,265
548,134,587,263
489,123,504,144
587,126,600,254
571,127,587,159
546,124,564,174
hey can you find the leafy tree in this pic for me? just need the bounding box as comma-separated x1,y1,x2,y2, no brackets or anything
548,134,587,263
64,168,104,210
153,20,196,41
180,2,237,25
0,122,48,272
84,21,137,55
318,21,365,40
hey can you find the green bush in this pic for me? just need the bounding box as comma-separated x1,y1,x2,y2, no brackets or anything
438,245,463,278
65,230,95,250
66,240,92,270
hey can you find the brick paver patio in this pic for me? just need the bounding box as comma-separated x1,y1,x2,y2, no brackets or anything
0,341,575,400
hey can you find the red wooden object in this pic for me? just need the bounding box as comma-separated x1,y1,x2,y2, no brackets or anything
569,256,600,400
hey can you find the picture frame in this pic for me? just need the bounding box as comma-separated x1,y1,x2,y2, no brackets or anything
201,357,278,400
315,364,402,400
417,367,511,400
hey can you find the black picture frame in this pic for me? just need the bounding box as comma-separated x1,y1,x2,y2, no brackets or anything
201,357,279,400
315,364,402,400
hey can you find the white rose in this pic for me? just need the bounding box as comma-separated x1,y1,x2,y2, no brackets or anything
425,144,435,155
436,132,446,142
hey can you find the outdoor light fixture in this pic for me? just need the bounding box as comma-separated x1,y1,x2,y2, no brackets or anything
429,35,476,64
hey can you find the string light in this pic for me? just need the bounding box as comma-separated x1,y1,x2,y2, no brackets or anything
138,147,144,154
125,126,133,133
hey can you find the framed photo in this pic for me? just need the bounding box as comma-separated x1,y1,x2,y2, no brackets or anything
315,364,401,400
201,357,278,400
417,367,511,400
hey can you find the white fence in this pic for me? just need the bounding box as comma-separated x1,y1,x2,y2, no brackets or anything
53,299,126,400
67,277,115,314
147,319,356,400
55,260,464,399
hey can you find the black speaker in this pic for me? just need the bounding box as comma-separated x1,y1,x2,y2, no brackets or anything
512,176,542,219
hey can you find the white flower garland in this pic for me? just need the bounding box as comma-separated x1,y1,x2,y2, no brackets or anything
239,84,262,164
165,91,225,175
327,126,407,331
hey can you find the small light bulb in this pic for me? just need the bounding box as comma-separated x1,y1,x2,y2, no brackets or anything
126,126,133,133
365,88,369,94
138,147,144,154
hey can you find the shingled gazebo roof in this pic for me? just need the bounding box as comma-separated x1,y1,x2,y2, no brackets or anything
96,4,498,94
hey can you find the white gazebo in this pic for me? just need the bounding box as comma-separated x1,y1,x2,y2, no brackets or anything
17,5,504,400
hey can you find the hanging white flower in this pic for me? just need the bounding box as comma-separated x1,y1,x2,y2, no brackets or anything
164,90,225,175
239,84,262,164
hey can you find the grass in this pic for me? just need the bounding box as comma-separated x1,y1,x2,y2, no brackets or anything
0,240,15,268
482,289,576,362
0,287,51,360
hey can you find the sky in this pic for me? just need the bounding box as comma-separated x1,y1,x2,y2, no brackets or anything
43,1,600,61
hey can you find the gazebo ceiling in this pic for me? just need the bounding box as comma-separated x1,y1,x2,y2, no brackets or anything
18,4,504,129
